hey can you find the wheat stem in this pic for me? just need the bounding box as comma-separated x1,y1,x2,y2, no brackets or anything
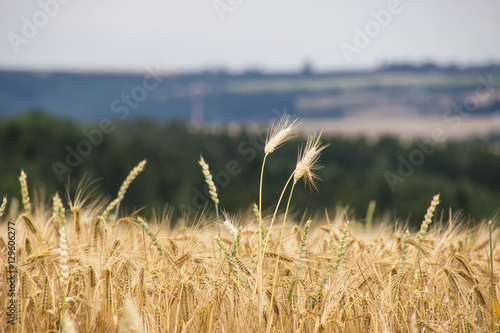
269,181,296,314
258,154,267,250
262,173,294,255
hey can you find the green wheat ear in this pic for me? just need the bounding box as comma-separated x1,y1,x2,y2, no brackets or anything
137,216,163,256
215,236,240,280
0,196,7,218
401,229,410,270
288,219,312,300
334,220,350,272
102,159,147,222
19,170,31,215
411,194,440,284
313,220,350,308
365,200,376,231
198,155,221,237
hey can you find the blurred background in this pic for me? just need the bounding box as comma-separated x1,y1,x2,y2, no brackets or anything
1,0,500,226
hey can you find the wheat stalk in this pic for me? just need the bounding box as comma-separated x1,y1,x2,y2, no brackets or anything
259,114,301,246
418,194,440,242
269,132,327,314
258,114,301,329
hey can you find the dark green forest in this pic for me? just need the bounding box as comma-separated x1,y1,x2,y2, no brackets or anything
1,111,500,227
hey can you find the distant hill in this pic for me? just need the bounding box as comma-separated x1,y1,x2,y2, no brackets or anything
1,65,499,124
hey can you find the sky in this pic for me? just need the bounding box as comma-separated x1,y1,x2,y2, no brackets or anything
1,0,499,73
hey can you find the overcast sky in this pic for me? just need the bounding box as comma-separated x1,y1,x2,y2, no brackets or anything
1,0,499,73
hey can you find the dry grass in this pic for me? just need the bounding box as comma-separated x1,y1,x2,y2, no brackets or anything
0,192,499,332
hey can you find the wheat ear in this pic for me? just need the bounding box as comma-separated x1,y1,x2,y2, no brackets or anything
199,155,222,254
0,196,7,218
19,170,31,215
137,216,163,255
102,159,147,221
198,155,219,206
293,132,328,190
411,194,440,284
223,219,238,239
264,114,301,155
401,229,410,270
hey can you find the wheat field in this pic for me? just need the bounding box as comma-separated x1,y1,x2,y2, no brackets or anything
1,116,500,332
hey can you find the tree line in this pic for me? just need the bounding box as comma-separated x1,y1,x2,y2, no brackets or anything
1,111,499,227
